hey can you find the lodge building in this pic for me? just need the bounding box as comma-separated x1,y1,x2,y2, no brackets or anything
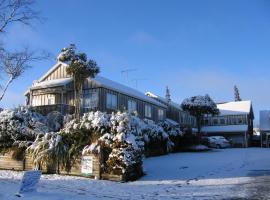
25,61,168,122
25,53,254,147
201,101,254,147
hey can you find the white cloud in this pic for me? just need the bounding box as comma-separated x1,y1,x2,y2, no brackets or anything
129,31,160,46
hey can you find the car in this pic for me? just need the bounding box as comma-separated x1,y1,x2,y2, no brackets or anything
202,136,231,149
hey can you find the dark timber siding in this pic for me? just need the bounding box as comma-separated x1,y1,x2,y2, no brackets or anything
80,86,166,122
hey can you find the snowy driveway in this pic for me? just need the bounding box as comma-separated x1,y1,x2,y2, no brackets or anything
1,148,270,200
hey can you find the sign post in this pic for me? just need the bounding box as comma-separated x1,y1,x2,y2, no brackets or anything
16,170,42,197
81,156,93,176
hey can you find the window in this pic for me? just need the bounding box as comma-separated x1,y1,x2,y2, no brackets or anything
238,119,243,124
213,118,218,125
145,105,152,118
219,118,225,125
47,95,55,105
158,109,164,120
32,96,41,106
231,117,237,125
128,100,137,112
106,93,117,109
83,89,98,112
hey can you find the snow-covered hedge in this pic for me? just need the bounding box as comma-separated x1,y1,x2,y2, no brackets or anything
0,107,49,149
0,107,186,179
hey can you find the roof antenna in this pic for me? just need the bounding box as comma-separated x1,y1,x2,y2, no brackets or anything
121,68,137,83
131,78,148,88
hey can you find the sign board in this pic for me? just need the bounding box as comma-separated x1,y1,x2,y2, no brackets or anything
18,170,42,194
81,156,93,175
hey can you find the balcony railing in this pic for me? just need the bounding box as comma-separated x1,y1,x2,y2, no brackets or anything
31,104,75,116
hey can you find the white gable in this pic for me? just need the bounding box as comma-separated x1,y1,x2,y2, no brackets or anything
38,62,68,82
217,101,252,115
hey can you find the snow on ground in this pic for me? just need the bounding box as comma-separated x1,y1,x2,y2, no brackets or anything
1,148,270,200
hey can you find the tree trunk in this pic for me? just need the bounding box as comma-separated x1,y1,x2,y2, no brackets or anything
0,77,13,102
73,76,79,120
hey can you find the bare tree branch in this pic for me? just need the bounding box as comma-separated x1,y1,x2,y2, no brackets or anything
0,0,40,33
0,47,50,101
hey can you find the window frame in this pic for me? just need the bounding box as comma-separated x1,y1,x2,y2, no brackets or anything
106,93,117,110
83,89,99,112
158,109,164,121
128,99,137,112
145,104,152,118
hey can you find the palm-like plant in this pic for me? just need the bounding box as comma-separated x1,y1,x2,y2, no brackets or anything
58,44,100,120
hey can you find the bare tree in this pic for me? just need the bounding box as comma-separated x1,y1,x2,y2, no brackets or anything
0,0,39,33
0,0,47,102
0,48,48,101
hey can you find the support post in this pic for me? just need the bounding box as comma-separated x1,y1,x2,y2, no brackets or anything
61,91,64,114
244,131,248,148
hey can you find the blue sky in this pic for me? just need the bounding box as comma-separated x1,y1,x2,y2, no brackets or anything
1,0,270,125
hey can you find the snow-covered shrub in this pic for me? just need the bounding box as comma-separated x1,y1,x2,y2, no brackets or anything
100,132,143,180
158,120,183,152
46,111,64,132
80,112,144,180
0,107,48,149
27,132,66,170
178,128,200,150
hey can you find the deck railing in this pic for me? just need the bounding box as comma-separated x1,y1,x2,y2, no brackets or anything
31,104,75,115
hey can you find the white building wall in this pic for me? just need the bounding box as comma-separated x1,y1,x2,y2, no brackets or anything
260,110,270,132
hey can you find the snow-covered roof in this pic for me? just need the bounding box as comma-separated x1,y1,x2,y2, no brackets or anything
31,78,72,89
201,125,248,133
92,76,167,108
146,92,181,109
27,60,165,107
217,101,252,116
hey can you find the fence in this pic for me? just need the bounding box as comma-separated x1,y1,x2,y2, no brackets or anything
0,150,125,182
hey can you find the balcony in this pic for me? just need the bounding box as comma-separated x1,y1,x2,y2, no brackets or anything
31,104,75,116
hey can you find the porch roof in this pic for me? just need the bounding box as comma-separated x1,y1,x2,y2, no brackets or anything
31,78,72,90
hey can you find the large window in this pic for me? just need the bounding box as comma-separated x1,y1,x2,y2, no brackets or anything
83,89,98,112
158,109,164,120
219,118,225,125
106,93,117,109
145,104,152,118
47,94,55,105
128,99,137,112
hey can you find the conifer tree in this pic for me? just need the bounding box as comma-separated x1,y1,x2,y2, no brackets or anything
58,44,100,120
234,85,242,101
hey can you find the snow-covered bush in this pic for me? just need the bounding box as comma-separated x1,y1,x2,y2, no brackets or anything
25,110,184,177
46,111,64,132
27,132,66,169
0,107,48,149
158,120,183,152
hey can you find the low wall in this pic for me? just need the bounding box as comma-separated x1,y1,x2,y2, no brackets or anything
0,150,125,181
0,151,25,171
